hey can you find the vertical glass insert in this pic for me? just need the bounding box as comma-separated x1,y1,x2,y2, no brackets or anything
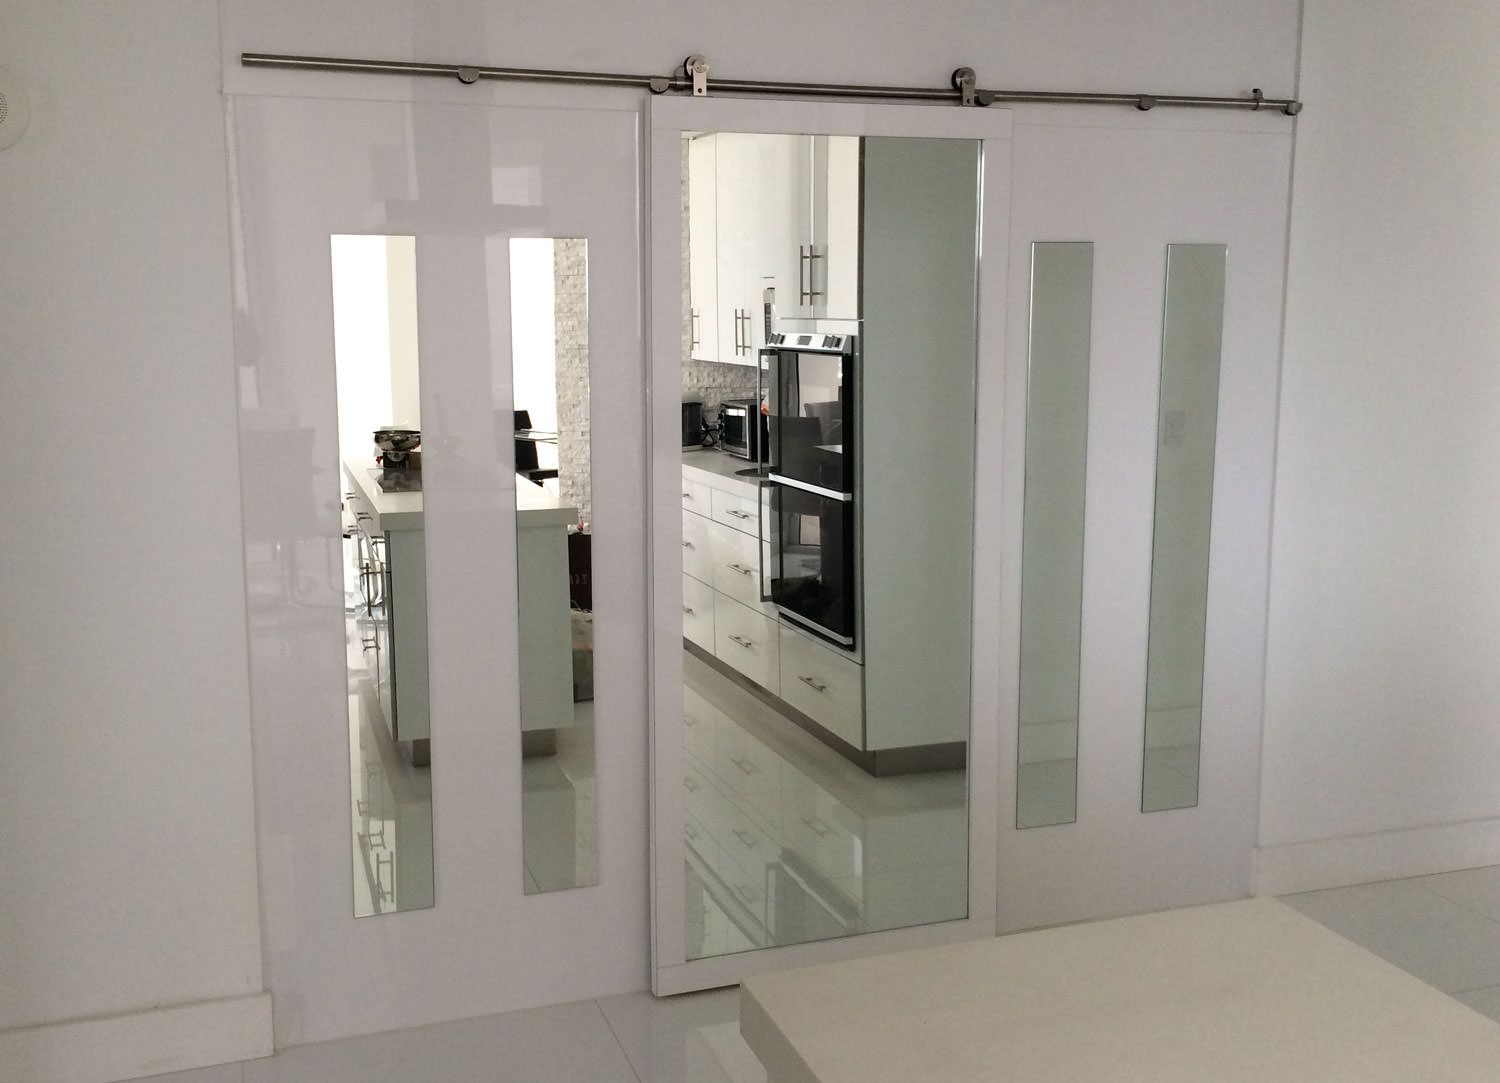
332,234,435,916
1016,242,1093,829
1142,244,1226,814
510,237,599,893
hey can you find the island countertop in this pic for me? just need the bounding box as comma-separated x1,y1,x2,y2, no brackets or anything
343,460,579,532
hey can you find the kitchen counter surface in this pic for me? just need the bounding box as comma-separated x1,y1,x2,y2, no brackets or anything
682,447,764,490
343,459,579,530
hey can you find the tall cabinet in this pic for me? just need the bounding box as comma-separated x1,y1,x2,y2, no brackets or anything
686,133,861,367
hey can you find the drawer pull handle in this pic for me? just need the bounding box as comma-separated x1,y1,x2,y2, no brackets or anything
682,491,693,499
797,675,829,693
728,634,754,649
682,540,695,549
356,511,372,521
682,605,695,616
728,562,754,577
726,509,753,520
802,816,832,839
730,754,758,775
732,827,757,848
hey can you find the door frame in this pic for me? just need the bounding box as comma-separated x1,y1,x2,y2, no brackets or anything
647,95,1012,995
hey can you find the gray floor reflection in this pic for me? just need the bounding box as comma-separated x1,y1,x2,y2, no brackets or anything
521,697,598,893
346,612,433,916
683,651,967,961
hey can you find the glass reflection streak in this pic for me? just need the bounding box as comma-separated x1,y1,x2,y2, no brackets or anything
1142,244,1226,813
1016,242,1093,829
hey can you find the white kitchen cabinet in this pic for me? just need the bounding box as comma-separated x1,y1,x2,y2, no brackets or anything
682,573,716,653
687,134,719,363
778,624,864,749
682,508,714,583
714,592,780,691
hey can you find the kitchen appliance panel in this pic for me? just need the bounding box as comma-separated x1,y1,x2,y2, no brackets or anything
767,483,857,647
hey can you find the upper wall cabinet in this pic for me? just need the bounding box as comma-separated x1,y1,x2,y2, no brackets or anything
687,133,860,366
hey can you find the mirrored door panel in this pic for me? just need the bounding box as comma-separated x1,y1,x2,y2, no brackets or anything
674,126,981,962
1016,242,1094,829
1142,244,1227,813
331,234,435,916
509,237,599,893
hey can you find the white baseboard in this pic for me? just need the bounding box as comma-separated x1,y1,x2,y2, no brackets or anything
0,991,272,1083
1255,817,1500,897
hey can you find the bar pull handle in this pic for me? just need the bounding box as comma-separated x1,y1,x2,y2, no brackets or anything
682,605,695,616
725,508,753,521
797,674,828,693
728,562,754,577
728,633,754,649
801,816,832,839
682,540,695,549
691,309,700,349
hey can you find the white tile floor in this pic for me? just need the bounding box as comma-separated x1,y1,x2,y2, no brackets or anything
141,867,1500,1082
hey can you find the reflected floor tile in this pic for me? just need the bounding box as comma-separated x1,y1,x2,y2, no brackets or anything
681,651,968,960
1281,877,1500,993
1415,865,1500,924
1141,748,1198,811
241,1000,635,1083
138,1064,244,1083
597,988,762,1083
1016,758,1075,827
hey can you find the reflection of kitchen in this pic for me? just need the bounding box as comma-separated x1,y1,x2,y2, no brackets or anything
333,235,596,914
679,133,979,958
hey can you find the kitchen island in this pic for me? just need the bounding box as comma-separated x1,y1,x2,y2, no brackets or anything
342,461,580,756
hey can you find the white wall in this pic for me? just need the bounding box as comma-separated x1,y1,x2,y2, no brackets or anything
0,0,270,1077
1260,1,1500,888
1,0,1308,1074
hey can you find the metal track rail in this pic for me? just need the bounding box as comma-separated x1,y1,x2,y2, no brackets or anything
239,53,1302,116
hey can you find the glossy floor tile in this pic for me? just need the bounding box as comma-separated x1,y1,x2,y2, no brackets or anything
681,651,967,961
139,866,1500,1082
1281,875,1500,994
521,699,598,893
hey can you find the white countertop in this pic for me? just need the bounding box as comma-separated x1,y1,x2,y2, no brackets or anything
681,447,763,492
343,460,578,530
740,897,1500,1082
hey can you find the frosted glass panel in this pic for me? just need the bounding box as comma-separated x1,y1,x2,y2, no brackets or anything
1142,244,1226,813
510,237,599,894
1016,243,1093,829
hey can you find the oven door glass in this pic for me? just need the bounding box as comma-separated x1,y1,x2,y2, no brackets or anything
767,481,856,647
769,349,852,495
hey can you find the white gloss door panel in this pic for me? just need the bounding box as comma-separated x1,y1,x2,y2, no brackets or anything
997,119,1292,932
229,93,645,1046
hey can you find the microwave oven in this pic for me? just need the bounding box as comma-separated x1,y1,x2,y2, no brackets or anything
719,399,766,461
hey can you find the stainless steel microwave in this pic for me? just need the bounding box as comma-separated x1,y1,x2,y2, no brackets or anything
719,399,764,461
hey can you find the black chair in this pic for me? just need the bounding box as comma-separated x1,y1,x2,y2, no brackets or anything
514,409,559,484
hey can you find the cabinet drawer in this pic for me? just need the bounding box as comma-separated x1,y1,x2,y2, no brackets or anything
779,624,864,748
681,574,716,653
681,509,714,583
710,486,761,534
708,520,772,613
681,477,713,514
714,594,780,692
